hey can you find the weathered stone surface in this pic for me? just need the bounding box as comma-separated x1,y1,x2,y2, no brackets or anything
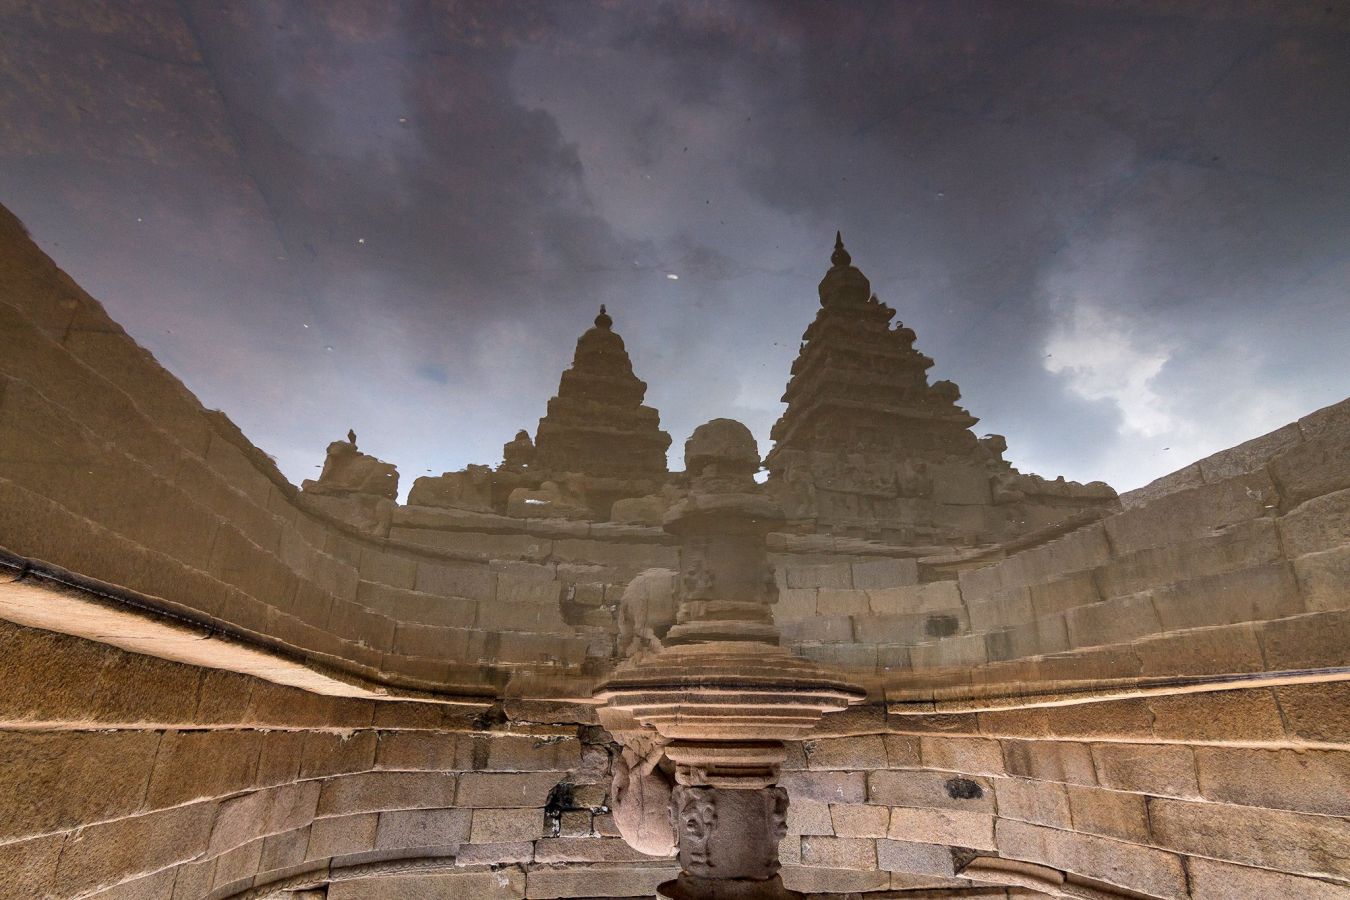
317,772,458,816
1090,743,1200,799
875,839,956,876
455,773,562,808
887,807,995,850
1001,740,1096,786
1187,856,1350,900
454,842,534,865
804,734,887,770
781,865,891,893
53,802,216,896
306,812,379,860
784,797,835,836
1294,544,1350,613
1195,747,1350,816
995,818,1188,899
920,737,1004,776
829,803,890,838
408,464,494,512
470,808,545,844
0,834,62,899
800,835,877,870
868,770,994,811
782,771,868,804
1147,797,1350,879
1064,785,1150,843
0,730,160,843
524,864,678,898
993,777,1071,829
330,869,526,900
375,808,471,850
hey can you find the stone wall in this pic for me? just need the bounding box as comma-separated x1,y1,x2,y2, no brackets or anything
756,398,1350,703
0,204,672,695
5,620,1345,899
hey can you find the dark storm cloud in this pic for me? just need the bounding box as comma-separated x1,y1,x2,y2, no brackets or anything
2,0,1347,493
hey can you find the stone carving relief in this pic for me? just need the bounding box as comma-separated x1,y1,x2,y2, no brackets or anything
611,740,677,858
298,435,399,535
680,562,716,601
301,436,398,499
617,568,678,657
671,785,718,874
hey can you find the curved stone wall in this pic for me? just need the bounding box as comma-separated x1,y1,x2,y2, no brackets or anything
4,620,1345,899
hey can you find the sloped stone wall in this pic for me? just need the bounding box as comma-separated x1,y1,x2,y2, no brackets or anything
754,399,1350,701
0,204,657,693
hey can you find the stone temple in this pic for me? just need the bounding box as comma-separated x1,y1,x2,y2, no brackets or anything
1,201,1348,900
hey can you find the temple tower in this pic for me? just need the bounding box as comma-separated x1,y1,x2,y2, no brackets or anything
767,232,980,465
533,306,672,486
765,234,1116,543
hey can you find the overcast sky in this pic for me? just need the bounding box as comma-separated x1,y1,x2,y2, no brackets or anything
3,1,1347,498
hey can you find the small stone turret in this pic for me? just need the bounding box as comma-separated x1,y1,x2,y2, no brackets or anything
532,306,671,482
501,429,535,471
514,306,675,517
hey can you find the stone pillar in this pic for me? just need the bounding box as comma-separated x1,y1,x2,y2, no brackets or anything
595,419,865,900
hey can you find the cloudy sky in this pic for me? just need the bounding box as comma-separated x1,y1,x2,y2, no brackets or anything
3,1,1347,498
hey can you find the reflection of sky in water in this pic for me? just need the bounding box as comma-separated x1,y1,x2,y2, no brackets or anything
2,2,1347,500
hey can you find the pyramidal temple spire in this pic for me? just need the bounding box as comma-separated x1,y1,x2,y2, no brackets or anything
531,306,671,484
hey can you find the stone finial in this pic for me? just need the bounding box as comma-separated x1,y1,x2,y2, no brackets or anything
684,418,760,480
831,230,851,267
595,304,613,330
817,231,870,307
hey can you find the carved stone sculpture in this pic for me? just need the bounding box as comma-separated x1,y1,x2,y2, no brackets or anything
301,438,398,499
612,741,677,857
616,568,678,657
298,435,399,535
595,418,865,899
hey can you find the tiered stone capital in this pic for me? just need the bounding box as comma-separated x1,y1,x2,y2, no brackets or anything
594,640,863,744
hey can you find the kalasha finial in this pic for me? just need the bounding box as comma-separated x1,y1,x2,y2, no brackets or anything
831,230,851,267
595,304,613,330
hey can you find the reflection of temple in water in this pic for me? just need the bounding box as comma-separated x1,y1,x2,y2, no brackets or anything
2,203,1347,898
354,233,1117,549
